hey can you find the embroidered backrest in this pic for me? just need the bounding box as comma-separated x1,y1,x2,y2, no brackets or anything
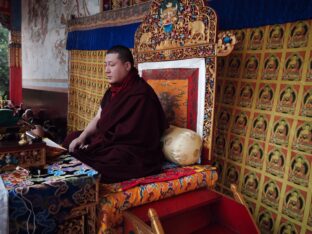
134,0,224,162
134,0,217,161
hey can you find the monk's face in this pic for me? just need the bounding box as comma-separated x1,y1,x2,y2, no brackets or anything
105,53,131,84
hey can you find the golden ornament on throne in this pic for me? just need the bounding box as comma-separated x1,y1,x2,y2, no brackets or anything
156,0,183,50
160,1,178,32
216,31,237,56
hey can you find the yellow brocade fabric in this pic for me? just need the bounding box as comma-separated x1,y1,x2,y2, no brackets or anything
68,50,110,132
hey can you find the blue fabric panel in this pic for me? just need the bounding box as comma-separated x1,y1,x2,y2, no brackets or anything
10,0,21,31
209,0,312,30
67,0,312,50
66,22,140,50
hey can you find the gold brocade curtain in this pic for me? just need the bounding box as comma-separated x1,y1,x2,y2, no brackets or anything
68,50,110,132
214,20,312,233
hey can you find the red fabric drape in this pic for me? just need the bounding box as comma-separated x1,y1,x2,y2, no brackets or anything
9,33,22,106
9,67,22,105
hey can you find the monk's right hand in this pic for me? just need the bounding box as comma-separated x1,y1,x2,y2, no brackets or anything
69,137,85,153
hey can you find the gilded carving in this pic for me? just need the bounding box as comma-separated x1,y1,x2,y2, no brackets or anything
134,0,218,62
216,31,237,57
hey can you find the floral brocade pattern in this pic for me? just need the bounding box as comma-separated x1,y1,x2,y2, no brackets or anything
1,155,99,234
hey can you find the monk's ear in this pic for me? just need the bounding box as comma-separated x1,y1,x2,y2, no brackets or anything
125,61,132,71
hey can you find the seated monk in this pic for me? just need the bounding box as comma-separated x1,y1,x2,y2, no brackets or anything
63,45,168,183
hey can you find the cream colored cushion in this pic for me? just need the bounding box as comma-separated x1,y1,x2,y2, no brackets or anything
162,125,202,166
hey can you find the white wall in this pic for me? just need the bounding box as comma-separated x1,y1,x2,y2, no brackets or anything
22,0,99,92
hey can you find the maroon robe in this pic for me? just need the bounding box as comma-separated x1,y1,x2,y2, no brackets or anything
64,71,168,183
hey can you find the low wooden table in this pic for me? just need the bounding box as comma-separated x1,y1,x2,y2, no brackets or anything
0,155,99,234
0,141,46,172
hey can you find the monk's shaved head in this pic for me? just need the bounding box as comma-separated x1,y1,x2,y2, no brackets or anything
107,45,134,68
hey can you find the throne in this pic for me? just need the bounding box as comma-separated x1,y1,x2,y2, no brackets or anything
94,1,258,234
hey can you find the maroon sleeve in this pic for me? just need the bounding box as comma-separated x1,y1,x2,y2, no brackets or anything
100,89,112,109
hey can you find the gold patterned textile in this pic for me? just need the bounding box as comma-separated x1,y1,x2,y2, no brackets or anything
214,20,312,233
68,50,110,132
134,0,217,62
